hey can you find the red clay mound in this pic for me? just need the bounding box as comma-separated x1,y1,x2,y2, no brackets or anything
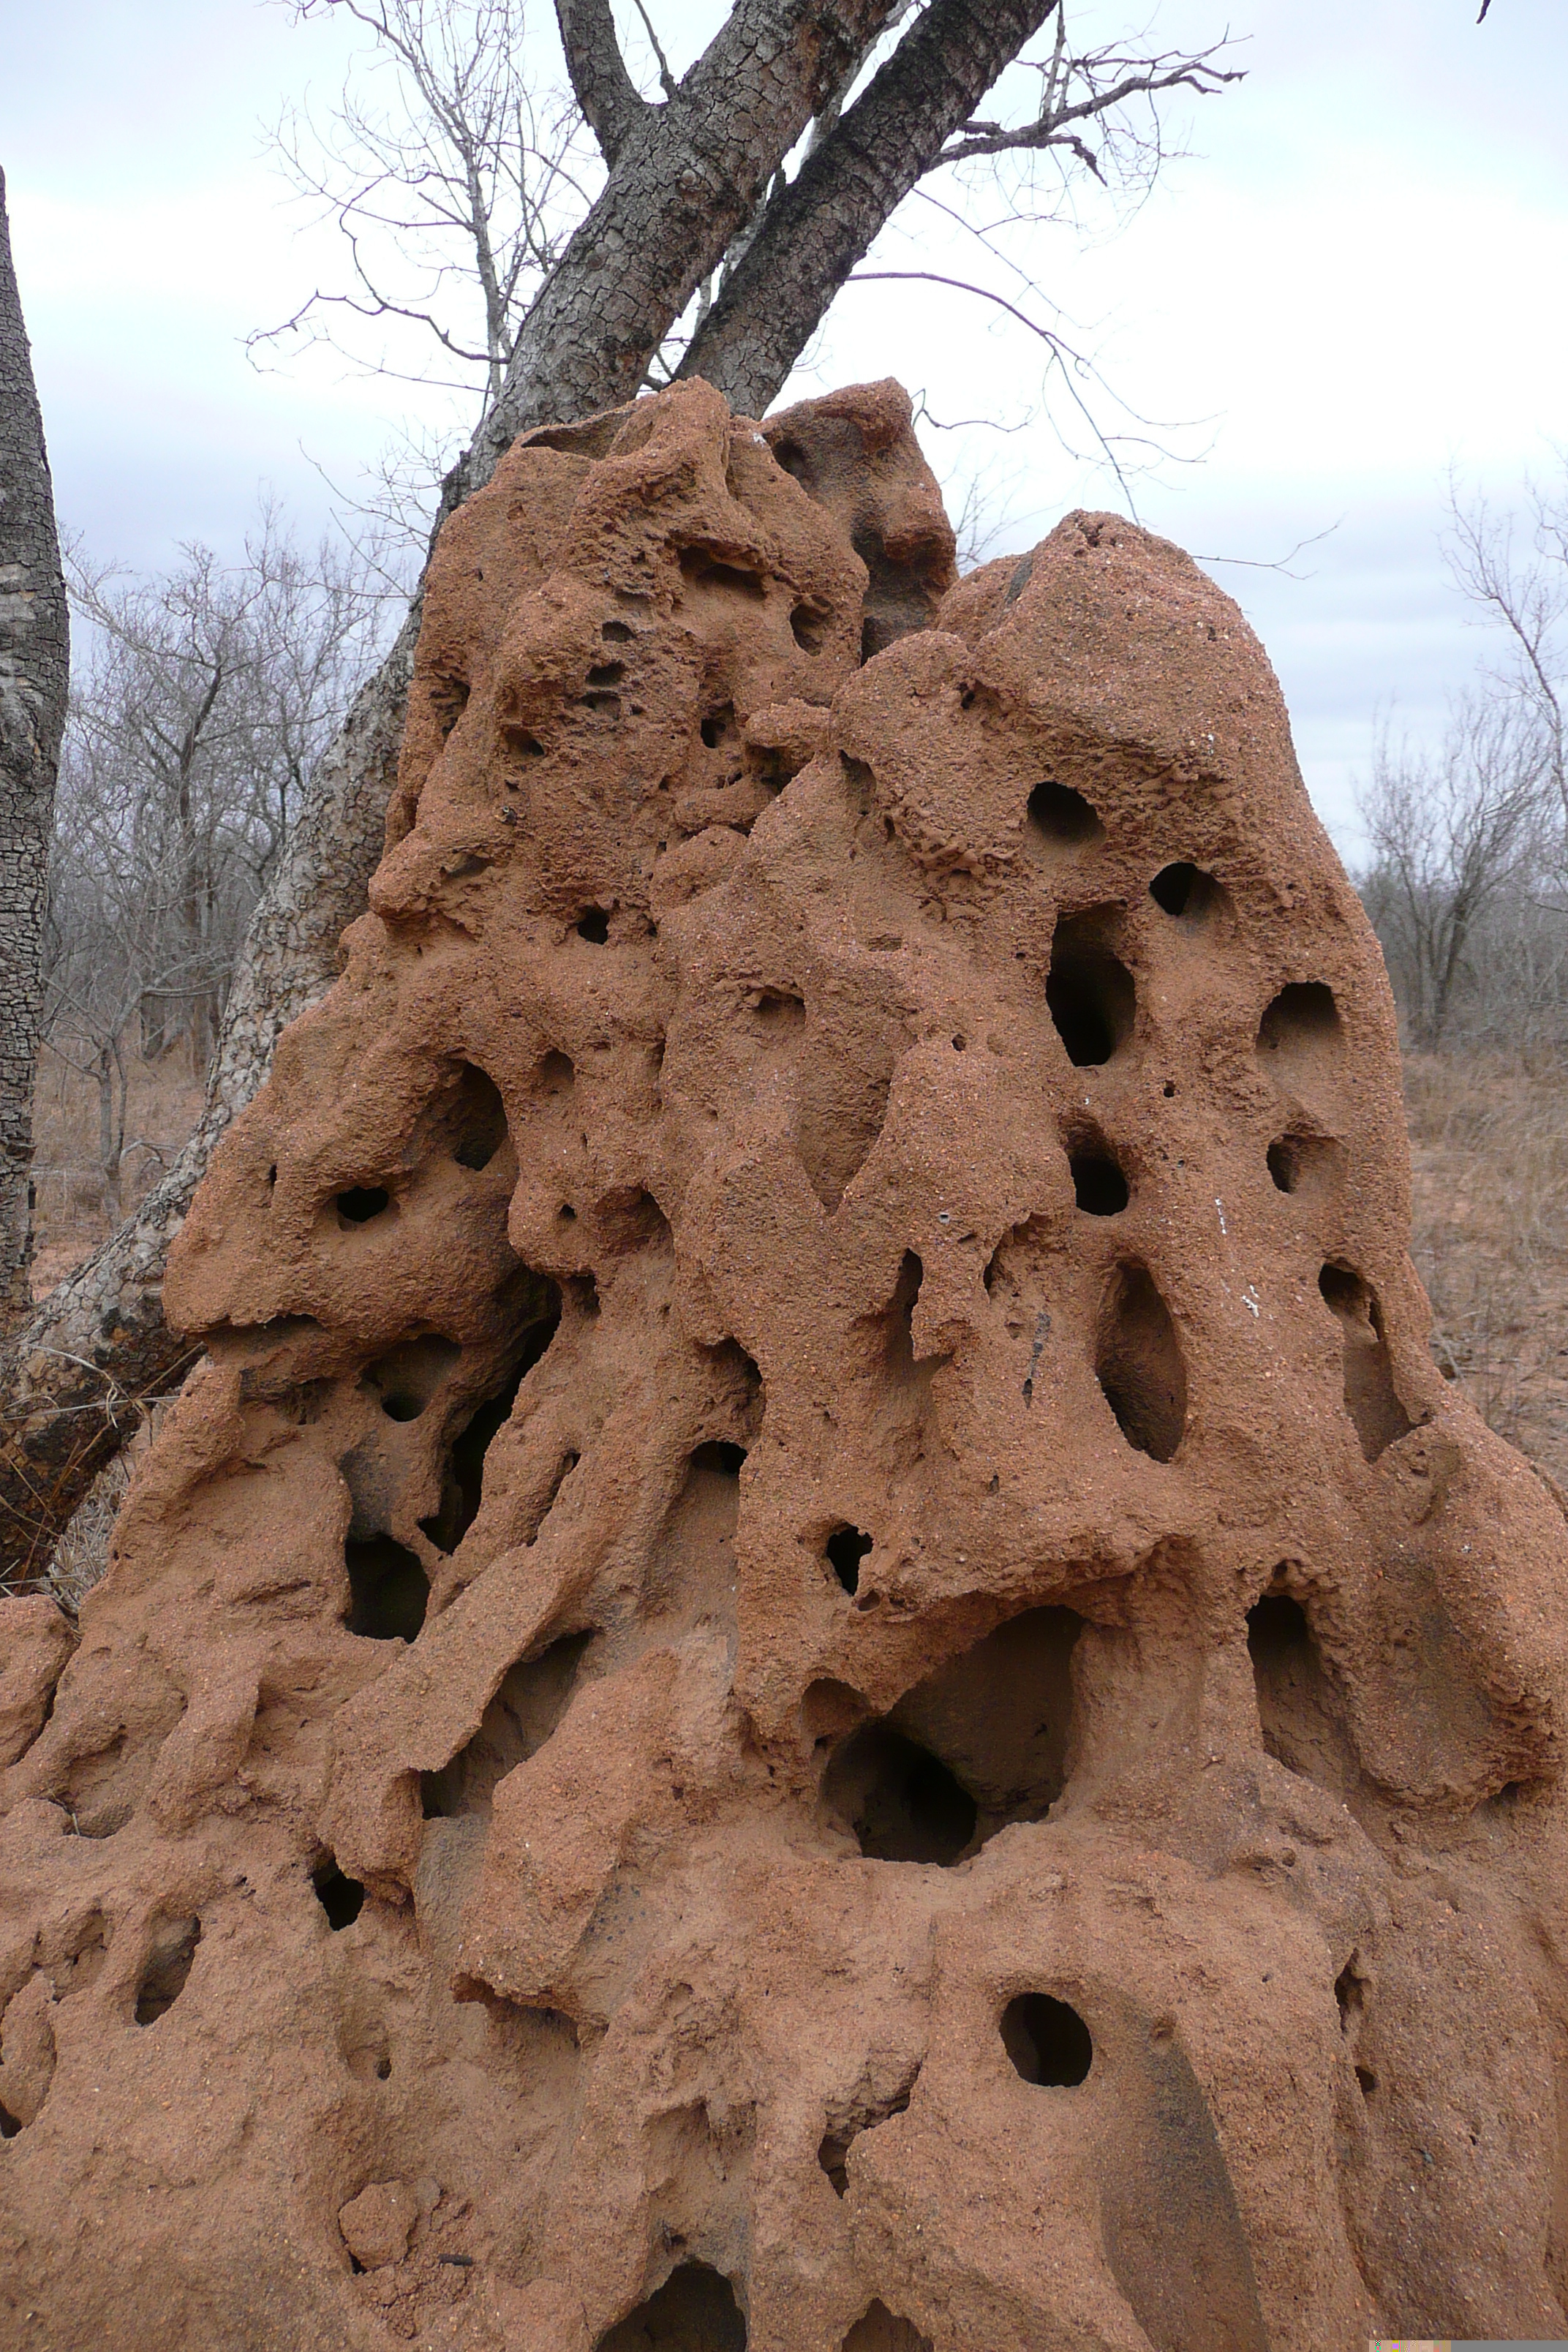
3,378,1567,2352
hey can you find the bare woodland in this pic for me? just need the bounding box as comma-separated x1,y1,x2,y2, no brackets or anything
4,0,1559,1589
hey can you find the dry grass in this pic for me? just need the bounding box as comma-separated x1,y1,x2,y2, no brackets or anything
1404,1050,1568,1490
22,1046,1568,1608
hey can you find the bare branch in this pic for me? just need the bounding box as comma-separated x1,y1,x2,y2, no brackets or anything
939,43,1242,167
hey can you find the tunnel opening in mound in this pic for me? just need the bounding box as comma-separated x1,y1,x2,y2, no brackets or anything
1001,1993,1093,2086
362,1334,462,1422
825,1524,873,1595
336,1185,391,1226
1318,1264,1414,1460
1070,1146,1129,1215
134,1915,201,2026
1248,1590,1360,1795
1149,862,1224,921
597,2261,747,2351
1046,913,1135,1067
312,1858,366,1929
1096,1263,1186,1460
823,1726,976,1864
642,1442,747,1628
422,1062,510,1169
419,1294,563,1553
421,1629,599,1819
1257,981,1342,1093
817,2064,920,2195
1027,780,1103,847
1266,1130,1340,1197
841,2304,933,2352
822,1605,1082,1861
345,1535,429,1641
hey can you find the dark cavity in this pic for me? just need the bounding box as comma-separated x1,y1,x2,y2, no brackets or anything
1001,1992,1093,2087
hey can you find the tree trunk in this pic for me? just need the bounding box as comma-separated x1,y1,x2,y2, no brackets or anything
0,0,1071,1585
0,167,69,1330
679,0,1058,415
95,1044,121,1226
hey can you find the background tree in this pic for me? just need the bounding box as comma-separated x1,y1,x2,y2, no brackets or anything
0,0,1238,1578
1360,464,1568,1055
1358,698,1545,1052
0,168,69,1330
39,514,382,1221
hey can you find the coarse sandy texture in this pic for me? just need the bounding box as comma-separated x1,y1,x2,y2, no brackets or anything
3,377,1568,2352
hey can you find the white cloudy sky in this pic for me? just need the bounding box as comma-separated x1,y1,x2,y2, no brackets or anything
4,0,1566,851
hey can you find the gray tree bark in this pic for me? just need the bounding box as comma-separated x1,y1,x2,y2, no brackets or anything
0,167,69,1335
679,0,1059,413
0,0,1137,1584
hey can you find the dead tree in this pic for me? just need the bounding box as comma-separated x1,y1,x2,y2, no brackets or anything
0,0,1237,1581
0,171,69,1335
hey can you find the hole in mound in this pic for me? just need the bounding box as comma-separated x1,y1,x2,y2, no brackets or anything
1149,862,1222,919
642,1441,746,1627
826,1524,873,1596
885,1251,924,1375
597,2262,747,2351
429,673,470,739
1096,1264,1186,1460
336,1185,391,1226
1266,1131,1338,1195
818,2067,919,2198
1047,914,1135,1067
802,1678,868,1745
1001,1993,1093,2086
841,2304,933,2352
419,1297,562,1553
1333,1955,1366,2029
823,1725,977,1865
1257,982,1341,1082
682,549,766,603
831,1604,1082,1859
1248,1590,1360,1795
1027,780,1102,846
601,619,634,643
1356,2065,1377,2097
576,906,610,943
791,602,827,652
422,1629,598,1819
772,436,810,483
587,662,624,687
1318,1264,1414,1460
440,1065,509,1169
1070,1150,1129,1215
0,2101,20,2140
744,987,804,1036
792,1025,900,1214
700,702,738,750
312,1859,366,1930
345,1535,429,1640
363,1334,462,1423
537,1049,575,1096
134,1916,201,2026
502,724,546,761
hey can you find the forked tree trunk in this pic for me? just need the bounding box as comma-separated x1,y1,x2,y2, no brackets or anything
0,0,1066,1583
0,167,69,1334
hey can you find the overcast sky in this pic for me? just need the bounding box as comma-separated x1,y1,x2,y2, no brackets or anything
3,0,1565,852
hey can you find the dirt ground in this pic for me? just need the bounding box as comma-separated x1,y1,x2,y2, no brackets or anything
21,1046,1568,1603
